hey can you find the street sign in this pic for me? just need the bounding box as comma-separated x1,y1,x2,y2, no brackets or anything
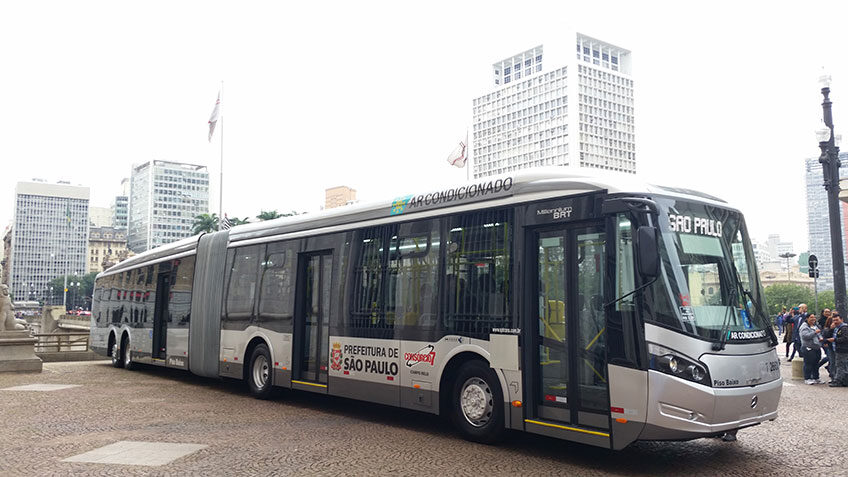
809,254,818,269
809,269,820,278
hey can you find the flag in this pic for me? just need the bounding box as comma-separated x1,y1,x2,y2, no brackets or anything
219,214,232,230
208,93,221,142
446,136,468,168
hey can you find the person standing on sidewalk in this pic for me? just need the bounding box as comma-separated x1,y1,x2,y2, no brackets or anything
799,314,823,384
820,315,835,381
784,309,796,359
828,313,848,387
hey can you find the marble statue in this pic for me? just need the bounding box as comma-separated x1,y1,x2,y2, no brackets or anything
1,285,26,331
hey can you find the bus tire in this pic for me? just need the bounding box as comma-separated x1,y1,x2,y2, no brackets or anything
110,333,123,369
247,343,273,399
451,360,505,444
121,334,135,371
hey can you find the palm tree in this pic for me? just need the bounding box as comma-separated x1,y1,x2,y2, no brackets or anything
229,216,250,226
192,213,219,234
257,210,283,221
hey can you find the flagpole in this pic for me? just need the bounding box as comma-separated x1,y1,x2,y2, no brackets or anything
218,80,224,230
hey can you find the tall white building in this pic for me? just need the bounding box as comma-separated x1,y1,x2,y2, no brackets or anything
10,180,89,302
128,160,210,253
472,33,634,179
805,153,848,291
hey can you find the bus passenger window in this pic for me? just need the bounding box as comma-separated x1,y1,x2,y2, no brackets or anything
224,245,261,329
444,209,512,339
257,243,295,333
349,226,394,339
388,219,440,340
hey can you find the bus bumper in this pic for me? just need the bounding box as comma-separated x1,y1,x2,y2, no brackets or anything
638,370,782,441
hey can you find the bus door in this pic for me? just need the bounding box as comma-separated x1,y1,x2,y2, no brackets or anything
531,223,609,430
293,251,332,390
152,269,172,360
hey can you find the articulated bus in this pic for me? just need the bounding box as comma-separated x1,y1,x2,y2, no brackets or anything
90,169,782,449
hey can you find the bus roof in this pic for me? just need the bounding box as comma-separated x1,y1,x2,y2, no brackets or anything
99,168,729,278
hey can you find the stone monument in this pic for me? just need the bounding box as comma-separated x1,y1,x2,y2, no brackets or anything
0,284,42,373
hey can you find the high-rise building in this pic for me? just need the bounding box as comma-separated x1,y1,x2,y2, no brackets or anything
805,153,848,291
472,33,634,179
10,180,89,302
111,178,130,229
128,160,209,253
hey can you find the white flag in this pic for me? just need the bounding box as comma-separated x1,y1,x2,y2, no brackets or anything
208,93,221,142
446,137,468,168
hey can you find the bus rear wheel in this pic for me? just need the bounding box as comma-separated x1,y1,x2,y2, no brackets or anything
451,360,505,444
110,334,123,369
121,334,135,371
247,343,273,399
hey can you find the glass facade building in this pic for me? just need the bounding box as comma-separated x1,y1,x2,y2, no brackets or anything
805,153,848,291
128,160,210,253
472,33,634,178
10,181,90,303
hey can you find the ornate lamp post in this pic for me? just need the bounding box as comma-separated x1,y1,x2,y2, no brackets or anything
779,252,797,282
818,74,847,314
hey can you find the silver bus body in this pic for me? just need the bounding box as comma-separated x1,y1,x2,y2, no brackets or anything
90,168,781,449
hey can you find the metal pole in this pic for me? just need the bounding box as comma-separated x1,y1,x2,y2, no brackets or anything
814,274,819,314
820,85,848,314
218,80,224,229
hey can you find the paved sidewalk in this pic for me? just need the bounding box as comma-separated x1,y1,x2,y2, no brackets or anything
0,359,843,476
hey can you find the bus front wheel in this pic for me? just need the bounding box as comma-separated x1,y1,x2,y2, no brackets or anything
451,360,505,444
247,343,273,399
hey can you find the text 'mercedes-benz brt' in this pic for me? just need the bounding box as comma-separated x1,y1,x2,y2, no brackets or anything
90,168,781,449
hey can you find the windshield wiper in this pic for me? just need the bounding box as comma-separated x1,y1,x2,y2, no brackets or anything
712,283,738,351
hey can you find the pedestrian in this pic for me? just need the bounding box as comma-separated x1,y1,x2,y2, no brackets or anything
799,313,823,384
819,309,831,330
783,310,795,359
828,312,848,387
820,315,835,381
776,308,786,335
788,308,804,362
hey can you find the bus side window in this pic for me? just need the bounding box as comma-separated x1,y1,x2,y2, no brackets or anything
444,209,512,339
388,219,440,341
349,226,395,339
257,242,295,334
223,245,261,329
171,256,195,327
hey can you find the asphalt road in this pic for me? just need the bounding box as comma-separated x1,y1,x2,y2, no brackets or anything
0,358,844,476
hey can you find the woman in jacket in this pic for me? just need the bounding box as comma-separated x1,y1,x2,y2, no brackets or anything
783,314,795,359
799,314,823,384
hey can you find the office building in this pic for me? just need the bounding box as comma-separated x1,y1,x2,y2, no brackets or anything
128,160,209,253
10,180,89,302
112,178,129,229
805,153,848,291
472,32,634,179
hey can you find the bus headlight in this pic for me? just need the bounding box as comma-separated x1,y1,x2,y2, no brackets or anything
648,343,711,386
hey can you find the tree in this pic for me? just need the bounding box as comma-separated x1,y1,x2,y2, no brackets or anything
813,290,835,314
257,210,299,221
48,272,97,309
763,283,814,316
229,216,250,226
192,213,219,234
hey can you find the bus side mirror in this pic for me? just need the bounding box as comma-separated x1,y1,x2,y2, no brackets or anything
637,226,659,279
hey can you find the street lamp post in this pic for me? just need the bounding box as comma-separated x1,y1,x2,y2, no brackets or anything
818,74,848,314
779,252,797,282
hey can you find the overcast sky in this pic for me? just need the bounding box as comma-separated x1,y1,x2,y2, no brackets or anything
2,0,847,252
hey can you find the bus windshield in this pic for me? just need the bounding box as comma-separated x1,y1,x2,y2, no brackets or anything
648,197,772,343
